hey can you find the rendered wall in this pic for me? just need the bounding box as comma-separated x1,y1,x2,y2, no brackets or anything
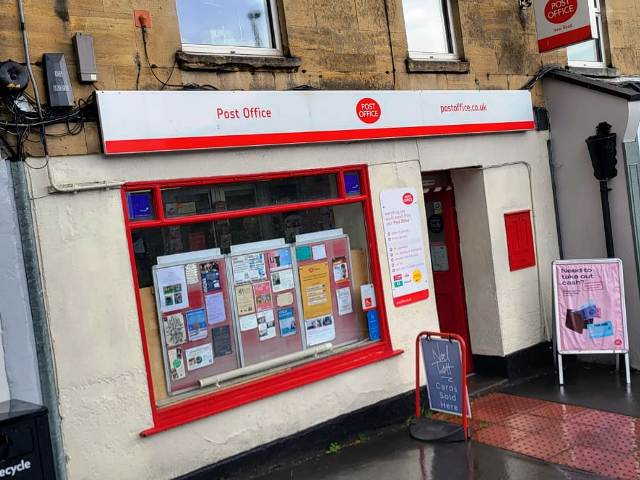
418,130,558,356
483,165,545,355
450,169,503,357
544,78,640,368
25,130,554,478
26,138,436,479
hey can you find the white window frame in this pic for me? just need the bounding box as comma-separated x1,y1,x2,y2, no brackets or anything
567,0,606,69
179,0,282,57
404,0,459,61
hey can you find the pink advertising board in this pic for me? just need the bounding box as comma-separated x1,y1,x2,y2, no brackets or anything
553,259,629,353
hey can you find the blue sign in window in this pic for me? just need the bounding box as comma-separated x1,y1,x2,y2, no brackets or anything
127,191,154,221
344,172,361,196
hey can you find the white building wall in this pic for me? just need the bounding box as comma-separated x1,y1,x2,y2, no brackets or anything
544,78,640,368
450,169,503,356
418,130,558,356
25,130,554,479
483,165,544,355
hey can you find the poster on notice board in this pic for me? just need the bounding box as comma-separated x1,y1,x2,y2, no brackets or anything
553,259,629,353
380,187,429,307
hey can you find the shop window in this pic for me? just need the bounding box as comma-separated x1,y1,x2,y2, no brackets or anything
504,210,536,272
567,0,607,68
401,0,459,60
161,174,338,219
127,191,154,221
175,0,282,56
123,167,397,434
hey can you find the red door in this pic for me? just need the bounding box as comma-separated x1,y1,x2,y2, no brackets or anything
425,189,473,371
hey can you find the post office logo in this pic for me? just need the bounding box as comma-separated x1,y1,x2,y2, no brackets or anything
356,98,381,124
544,0,578,24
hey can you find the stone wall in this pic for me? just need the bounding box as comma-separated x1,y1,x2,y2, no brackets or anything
0,0,637,157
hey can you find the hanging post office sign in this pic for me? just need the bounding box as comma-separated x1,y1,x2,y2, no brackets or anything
534,0,597,53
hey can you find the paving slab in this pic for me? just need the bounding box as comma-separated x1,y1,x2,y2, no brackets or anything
502,362,640,416
251,427,603,480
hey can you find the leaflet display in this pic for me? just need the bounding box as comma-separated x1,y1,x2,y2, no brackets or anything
153,257,238,394
296,235,366,347
230,246,304,366
152,234,371,397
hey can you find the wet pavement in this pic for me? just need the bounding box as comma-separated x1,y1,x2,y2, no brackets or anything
503,362,640,417
252,426,602,480
468,393,640,479
250,364,640,480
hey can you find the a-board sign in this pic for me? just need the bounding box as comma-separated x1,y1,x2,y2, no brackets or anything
380,188,429,307
421,337,470,417
553,259,629,354
533,0,597,52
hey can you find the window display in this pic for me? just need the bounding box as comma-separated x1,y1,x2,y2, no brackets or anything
229,241,304,366
153,254,239,394
296,232,366,347
124,166,392,424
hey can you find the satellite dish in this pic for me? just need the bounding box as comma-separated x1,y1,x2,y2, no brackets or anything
0,60,30,94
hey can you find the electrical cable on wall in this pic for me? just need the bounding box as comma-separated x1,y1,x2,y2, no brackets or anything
521,64,563,90
0,84,96,167
138,19,218,91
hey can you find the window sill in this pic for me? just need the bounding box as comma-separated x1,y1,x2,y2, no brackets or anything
141,343,403,436
406,58,470,74
567,66,619,79
176,50,302,73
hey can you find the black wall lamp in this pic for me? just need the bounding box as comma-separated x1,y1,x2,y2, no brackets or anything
586,122,618,258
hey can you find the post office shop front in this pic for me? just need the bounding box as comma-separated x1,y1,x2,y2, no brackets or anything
25,89,557,479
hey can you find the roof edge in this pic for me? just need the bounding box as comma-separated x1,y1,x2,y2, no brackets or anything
545,69,640,101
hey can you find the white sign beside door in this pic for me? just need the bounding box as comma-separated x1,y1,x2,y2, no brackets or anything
380,188,429,307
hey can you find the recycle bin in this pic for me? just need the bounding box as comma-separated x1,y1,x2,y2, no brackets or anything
0,400,55,479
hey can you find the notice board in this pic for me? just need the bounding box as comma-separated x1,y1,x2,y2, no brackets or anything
296,234,365,347
553,259,629,354
229,245,304,366
153,256,238,394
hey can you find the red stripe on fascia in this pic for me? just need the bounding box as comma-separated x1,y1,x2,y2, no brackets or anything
538,25,592,53
104,121,535,154
393,289,429,307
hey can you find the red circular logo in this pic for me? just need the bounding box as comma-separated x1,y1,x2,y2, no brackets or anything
402,193,414,205
544,0,577,24
615,339,623,346
356,98,381,124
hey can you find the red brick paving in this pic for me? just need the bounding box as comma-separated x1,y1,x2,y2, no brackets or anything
433,392,640,479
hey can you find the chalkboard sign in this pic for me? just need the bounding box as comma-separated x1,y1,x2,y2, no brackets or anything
421,337,470,417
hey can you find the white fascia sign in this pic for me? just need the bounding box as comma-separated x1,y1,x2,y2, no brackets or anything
534,0,597,52
96,90,534,155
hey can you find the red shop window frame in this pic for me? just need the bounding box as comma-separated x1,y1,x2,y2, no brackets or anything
121,165,402,436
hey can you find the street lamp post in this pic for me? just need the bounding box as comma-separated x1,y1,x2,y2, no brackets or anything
586,122,618,258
